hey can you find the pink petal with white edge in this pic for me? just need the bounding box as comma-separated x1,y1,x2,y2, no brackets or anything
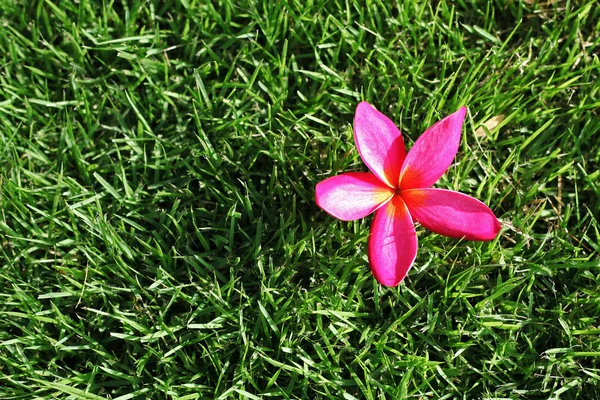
316,172,394,221
402,188,501,241
368,195,418,287
354,102,407,188
399,107,467,189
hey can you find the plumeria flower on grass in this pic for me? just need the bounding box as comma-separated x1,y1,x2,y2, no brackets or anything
316,102,501,287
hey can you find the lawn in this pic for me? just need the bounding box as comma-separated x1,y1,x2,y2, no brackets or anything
1,0,599,398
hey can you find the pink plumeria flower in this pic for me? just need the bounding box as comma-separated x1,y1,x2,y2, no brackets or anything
316,102,501,287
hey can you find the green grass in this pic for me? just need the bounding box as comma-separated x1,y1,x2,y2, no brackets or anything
1,0,599,398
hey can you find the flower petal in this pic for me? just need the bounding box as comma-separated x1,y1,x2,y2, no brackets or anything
402,188,501,240
368,196,418,287
316,172,394,221
399,107,467,189
354,102,407,188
